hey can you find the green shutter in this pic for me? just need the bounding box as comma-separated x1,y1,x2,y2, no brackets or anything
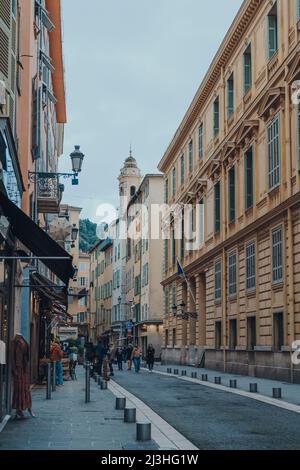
214,182,221,233
268,14,278,59
243,49,252,94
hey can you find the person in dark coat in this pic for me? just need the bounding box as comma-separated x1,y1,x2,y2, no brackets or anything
126,343,133,371
146,344,155,372
95,339,106,376
115,347,123,371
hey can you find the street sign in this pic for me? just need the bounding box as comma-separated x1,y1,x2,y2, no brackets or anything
126,321,134,330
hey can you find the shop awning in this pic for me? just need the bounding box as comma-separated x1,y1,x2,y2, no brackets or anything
30,271,68,306
0,191,75,284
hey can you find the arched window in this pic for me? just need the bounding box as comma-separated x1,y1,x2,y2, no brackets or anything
130,186,136,197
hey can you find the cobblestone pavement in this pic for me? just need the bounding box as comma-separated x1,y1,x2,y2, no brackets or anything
0,366,158,451
113,367,300,450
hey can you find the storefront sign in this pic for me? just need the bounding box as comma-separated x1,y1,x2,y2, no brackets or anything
58,327,78,342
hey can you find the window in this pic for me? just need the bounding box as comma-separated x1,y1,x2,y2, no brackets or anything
172,228,176,266
247,317,256,350
164,239,168,273
134,275,141,296
243,45,252,94
180,211,185,260
268,114,280,190
215,260,222,301
229,319,237,350
246,242,256,291
298,0,300,21
165,329,169,346
80,277,87,287
228,251,237,296
188,140,193,173
197,198,205,245
226,73,234,118
164,178,169,203
272,227,283,283
215,321,222,350
213,97,220,137
172,167,176,197
180,154,185,186
172,284,176,308
245,146,254,209
214,181,221,233
273,312,284,351
198,124,203,159
172,328,176,348
268,3,278,60
164,288,169,316
130,186,136,197
142,263,149,287
228,166,235,223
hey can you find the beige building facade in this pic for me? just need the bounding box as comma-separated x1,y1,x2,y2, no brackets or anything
159,0,300,382
126,175,165,358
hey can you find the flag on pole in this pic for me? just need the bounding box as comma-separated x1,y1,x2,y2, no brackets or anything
176,258,196,306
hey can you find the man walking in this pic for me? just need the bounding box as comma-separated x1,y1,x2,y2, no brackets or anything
146,344,155,372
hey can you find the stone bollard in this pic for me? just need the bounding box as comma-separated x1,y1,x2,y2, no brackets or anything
249,383,258,393
173,369,179,375
181,370,187,376
230,379,237,389
101,381,108,390
124,408,136,423
273,388,282,399
201,374,208,382
116,397,126,410
136,422,151,442
215,377,222,385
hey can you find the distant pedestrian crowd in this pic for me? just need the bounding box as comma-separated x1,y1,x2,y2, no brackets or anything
84,339,156,381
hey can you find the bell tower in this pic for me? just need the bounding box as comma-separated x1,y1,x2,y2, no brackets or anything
118,148,141,217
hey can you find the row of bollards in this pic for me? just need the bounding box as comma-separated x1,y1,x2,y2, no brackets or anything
93,371,152,442
170,368,283,399
114,396,151,441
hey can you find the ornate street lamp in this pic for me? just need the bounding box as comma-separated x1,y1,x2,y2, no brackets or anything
172,304,177,317
28,145,85,187
71,224,79,242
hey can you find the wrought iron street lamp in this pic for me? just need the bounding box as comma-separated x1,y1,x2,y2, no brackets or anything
28,145,85,186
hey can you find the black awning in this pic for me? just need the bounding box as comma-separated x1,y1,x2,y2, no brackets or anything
30,271,68,306
0,191,75,284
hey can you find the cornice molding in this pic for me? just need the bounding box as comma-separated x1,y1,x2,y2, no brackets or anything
158,0,263,173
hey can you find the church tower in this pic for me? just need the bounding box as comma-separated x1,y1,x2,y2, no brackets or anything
118,148,142,217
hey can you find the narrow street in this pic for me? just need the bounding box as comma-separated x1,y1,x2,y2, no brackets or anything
112,369,300,450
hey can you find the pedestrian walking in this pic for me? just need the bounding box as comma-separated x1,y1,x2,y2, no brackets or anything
95,338,106,376
50,338,63,386
126,343,133,371
107,345,115,377
131,345,142,373
102,353,110,381
116,347,123,371
11,334,34,419
146,344,155,372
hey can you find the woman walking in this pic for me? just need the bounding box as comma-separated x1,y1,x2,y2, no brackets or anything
131,345,142,373
50,338,63,386
146,344,155,372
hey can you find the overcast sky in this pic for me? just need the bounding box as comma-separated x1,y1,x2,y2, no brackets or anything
59,0,243,222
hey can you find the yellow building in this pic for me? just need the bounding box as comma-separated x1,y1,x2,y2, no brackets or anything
159,0,300,382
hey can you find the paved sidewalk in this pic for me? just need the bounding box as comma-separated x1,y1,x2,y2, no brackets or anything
0,366,158,450
153,364,300,406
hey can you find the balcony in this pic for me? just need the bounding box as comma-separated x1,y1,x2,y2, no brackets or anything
36,174,64,214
